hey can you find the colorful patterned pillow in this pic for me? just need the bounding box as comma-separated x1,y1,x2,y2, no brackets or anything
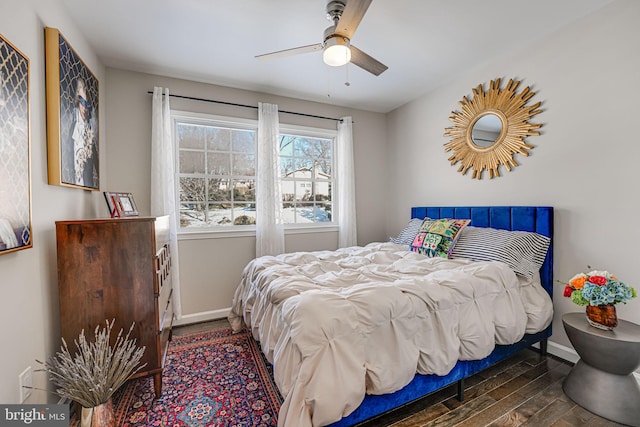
410,218,471,258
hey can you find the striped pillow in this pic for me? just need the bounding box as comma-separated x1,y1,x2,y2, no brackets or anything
390,218,424,245
450,226,550,279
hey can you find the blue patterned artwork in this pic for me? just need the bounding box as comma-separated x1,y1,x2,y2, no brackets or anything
45,27,99,190
0,33,31,254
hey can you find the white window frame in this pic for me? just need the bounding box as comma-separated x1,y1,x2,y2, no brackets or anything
278,123,337,232
172,111,339,239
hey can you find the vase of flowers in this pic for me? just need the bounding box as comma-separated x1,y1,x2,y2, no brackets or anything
563,268,636,330
38,320,146,427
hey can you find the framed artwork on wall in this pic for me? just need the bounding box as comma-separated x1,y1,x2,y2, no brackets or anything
0,33,32,255
45,27,99,191
104,192,139,217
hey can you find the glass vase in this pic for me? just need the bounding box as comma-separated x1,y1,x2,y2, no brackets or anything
585,304,618,330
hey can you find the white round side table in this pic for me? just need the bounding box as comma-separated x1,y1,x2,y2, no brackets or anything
562,312,640,427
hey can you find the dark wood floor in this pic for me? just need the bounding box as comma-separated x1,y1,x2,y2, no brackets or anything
360,349,627,427
173,320,628,427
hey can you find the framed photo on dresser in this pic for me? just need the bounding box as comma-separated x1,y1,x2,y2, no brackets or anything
104,192,138,217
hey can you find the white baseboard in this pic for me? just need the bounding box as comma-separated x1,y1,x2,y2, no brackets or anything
547,340,580,364
173,308,230,327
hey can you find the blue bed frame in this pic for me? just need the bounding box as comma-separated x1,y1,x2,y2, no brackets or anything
329,206,554,427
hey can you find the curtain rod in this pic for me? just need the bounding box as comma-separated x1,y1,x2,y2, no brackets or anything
147,91,344,122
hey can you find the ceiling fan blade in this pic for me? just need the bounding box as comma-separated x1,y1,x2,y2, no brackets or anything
335,0,373,39
350,45,388,76
256,43,323,61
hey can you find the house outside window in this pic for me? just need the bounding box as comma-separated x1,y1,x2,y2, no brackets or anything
173,112,336,231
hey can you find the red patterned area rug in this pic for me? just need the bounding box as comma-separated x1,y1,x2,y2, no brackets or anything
112,327,282,426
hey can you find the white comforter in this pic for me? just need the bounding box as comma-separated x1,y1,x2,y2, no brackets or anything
228,242,552,427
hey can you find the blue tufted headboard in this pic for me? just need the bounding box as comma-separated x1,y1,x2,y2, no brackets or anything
410,206,554,296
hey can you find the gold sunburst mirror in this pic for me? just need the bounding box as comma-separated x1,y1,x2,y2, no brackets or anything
443,78,542,179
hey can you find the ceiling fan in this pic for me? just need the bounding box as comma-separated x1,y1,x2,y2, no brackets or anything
255,0,388,76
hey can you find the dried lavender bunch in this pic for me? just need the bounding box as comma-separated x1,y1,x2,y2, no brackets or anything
38,319,146,408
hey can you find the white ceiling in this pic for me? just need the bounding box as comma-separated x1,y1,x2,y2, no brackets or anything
60,0,612,113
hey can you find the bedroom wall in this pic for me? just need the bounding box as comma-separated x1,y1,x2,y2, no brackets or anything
105,68,388,323
386,0,640,360
0,0,107,403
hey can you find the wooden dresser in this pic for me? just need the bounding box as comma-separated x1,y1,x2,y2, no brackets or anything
55,216,174,397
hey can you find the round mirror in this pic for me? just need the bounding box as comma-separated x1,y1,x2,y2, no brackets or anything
443,78,542,179
471,113,503,148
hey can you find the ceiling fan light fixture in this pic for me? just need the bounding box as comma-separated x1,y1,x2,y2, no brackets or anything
323,36,351,67
256,1,387,76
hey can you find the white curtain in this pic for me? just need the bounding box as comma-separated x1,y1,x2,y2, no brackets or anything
256,102,284,257
151,87,181,319
337,116,357,247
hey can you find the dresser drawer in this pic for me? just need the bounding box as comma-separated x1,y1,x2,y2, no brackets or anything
155,243,171,295
159,291,174,367
159,287,173,332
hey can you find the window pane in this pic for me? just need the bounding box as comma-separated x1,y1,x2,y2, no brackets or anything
295,181,312,201
232,153,255,176
282,202,295,224
180,151,205,174
234,203,257,225
233,179,255,201
206,152,230,175
232,130,255,153
206,127,230,151
279,135,295,156
281,156,295,176
313,181,331,201
316,158,332,175
314,138,332,159
316,202,332,222
282,195,294,205
177,124,204,149
281,179,295,202
297,203,332,223
179,202,206,227
294,157,313,171
293,137,311,157
296,203,315,223
207,178,231,201
207,203,233,226
179,177,206,202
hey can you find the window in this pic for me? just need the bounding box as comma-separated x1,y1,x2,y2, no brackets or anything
173,112,336,230
280,132,333,225
174,114,256,228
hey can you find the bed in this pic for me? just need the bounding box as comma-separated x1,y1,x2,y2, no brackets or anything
229,206,554,427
